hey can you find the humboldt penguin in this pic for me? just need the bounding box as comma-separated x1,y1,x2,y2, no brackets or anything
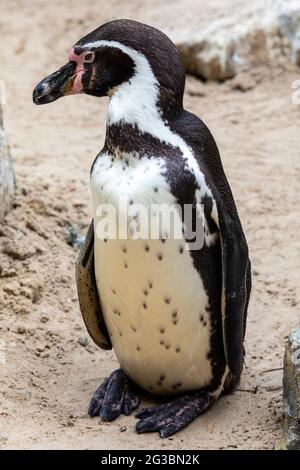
33,19,251,438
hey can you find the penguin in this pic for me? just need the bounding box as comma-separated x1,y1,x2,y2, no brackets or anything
33,19,251,438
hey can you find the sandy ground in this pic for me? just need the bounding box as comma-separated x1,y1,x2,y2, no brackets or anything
0,0,300,450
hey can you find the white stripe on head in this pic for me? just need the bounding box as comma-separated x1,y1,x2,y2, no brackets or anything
83,40,159,126
84,40,216,207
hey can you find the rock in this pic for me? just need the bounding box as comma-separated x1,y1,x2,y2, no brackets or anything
185,77,207,97
64,420,74,427
3,280,20,295
0,101,15,221
40,313,50,323
260,369,282,392
78,336,89,347
172,1,300,81
230,73,257,92
283,329,300,450
16,326,27,334
2,238,36,260
176,30,236,81
26,219,49,239
0,267,17,278
13,306,30,316
31,285,43,304
278,4,300,66
66,225,85,249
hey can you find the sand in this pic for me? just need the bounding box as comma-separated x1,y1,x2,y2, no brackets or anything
0,0,299,450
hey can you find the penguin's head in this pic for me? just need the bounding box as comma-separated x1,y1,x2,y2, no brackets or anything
33,19,185,119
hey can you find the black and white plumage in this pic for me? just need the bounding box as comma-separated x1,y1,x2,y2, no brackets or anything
33,19,251,437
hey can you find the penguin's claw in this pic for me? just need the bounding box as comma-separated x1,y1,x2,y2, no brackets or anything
121,385,140,416
136,392,214,438
88,376,109,417
88,369,140,421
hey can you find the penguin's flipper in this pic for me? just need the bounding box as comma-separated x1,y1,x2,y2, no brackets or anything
213,203,250,378
76,219,112,350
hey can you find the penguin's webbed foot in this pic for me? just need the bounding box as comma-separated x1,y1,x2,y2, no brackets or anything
88,368,140,421
136,392,214,438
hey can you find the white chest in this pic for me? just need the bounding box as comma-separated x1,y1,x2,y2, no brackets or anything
90,153,213,395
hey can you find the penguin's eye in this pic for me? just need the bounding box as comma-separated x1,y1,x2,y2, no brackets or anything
84,52,94,63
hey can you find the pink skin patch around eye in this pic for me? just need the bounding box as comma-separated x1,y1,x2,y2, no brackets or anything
66,48,88,94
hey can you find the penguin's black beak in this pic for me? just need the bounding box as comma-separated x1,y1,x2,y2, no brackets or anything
33,61,77,105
